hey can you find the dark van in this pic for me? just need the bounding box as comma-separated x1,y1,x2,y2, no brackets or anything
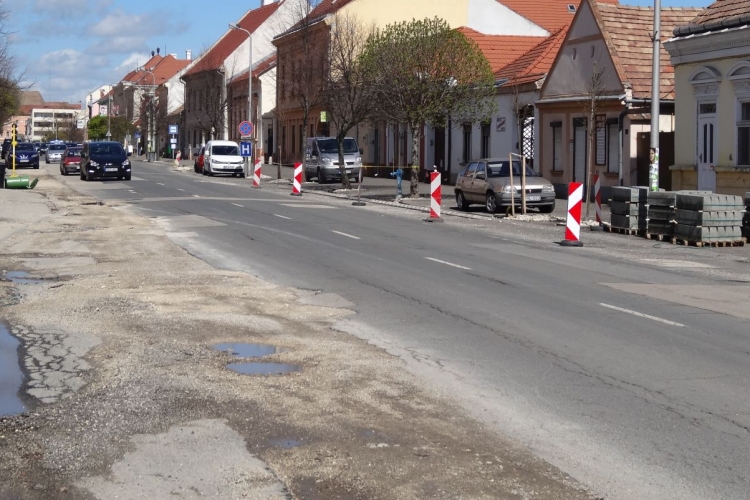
80,141,131,181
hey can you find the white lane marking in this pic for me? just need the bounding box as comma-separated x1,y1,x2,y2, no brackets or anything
231,203,244,208
177,188,185,192
331,230,360,240
156,182,165,186
274,214,291,220
600,303,685,327
279,204,336,209
424,257,471,270
193,194,200,198
128,190,137,193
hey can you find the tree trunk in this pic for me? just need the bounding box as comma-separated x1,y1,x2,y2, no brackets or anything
338,137,351,190
585,126,594,221
409,124,420,198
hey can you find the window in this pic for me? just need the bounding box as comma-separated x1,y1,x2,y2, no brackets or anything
551,121,562,171
475,162,486,178
607,121,619,173
464,162,477,177
738,102,750,166
481,122,490,158
462,123,472,163
291,124,296,153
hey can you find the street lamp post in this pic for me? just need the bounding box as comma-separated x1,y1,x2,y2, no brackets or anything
229,23,253,170
106,93,112,141
649,0,661,191
138,67,157,161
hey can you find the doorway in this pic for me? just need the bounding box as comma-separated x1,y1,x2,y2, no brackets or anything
573,118,587,190
697,103,716,192
434,126,445,172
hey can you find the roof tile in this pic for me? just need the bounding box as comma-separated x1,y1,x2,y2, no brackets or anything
495,25,569,85
498,0,616,32
458,27,547,74
690,0,749,25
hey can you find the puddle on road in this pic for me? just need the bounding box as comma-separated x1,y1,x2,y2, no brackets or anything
227,362,301,376
2,271,48,285
0,323,26,416
213,343,285,358
269,437,304,449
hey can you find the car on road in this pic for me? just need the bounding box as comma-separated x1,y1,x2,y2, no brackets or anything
193,146,205,174
39,142,48,155
79,141,131,181
1,138,11,161
202,140,244,177
46,143,67,164
454,158,556,213
12,142,40,169
59,147,82,176
304,137,361,184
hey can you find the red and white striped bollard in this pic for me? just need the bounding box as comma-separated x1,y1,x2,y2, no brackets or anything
252,158,262,188
561,182,583,246
425,170,443,222
291,162,302,196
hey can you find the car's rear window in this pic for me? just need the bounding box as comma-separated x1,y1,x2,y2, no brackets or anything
211,145,239,156
49,144,67,151
67,149,82,157
90,144,125,155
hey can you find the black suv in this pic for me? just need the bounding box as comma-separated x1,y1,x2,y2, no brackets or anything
1,138,11,160
80,141,131,181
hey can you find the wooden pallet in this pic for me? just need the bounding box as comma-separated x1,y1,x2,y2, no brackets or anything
670,237,747,248
606,225,646,237
645,232,673,241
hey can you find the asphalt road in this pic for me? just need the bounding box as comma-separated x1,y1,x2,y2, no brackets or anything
51,158,750,500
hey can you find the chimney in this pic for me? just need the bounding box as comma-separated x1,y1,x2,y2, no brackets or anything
156,47,160,55
186,49,192,61
151,51,155,57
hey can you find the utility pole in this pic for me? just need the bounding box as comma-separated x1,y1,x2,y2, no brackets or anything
649,0,661,191
229,23,253,170
106,93,112,141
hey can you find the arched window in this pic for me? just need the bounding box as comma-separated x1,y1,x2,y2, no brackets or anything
728,61,750,166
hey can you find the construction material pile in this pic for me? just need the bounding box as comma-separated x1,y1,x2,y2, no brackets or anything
674,193,745,245
743,192,750,240
610,186,648,232
646,191,676,238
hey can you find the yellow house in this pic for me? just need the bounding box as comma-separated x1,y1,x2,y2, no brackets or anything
664,0,750,195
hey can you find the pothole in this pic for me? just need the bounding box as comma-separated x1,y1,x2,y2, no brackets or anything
0,323,26,417
227,362,301,376
213,343,286,358
2,271,53,285
268,437,304,449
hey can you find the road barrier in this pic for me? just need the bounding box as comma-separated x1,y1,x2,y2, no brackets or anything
561,182,583,246
291,162,302,196
425,170,443,222
252,159,262,188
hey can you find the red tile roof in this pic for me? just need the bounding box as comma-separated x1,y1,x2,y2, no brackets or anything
594,2,704,99
690,0,747,25
230,54,278,85
184,2,282,77
498,0,616,32
19,103,81,115
458,27,547,74
495,25,569,86
122,54,163,83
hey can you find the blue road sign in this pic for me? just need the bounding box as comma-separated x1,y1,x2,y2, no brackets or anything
169,124,178,135
134,132,141,139
238,121,253,137
240,141,252,157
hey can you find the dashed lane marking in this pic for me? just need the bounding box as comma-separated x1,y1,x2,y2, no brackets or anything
231,203,244,208
600,303,685,327
274,214,291,220
331,230,360,240
424,257,471,270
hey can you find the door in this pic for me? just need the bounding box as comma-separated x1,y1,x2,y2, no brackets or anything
433,126,445,172
697,104,716,192
469,161,488,202
458,162,478,201
574,120,587,190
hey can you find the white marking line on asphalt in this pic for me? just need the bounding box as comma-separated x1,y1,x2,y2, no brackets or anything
274,214,291,220
156,182,165,186
128,190,137,193
331,230,360,240
424,257,471,270
231,203,244,208
193,194,200,198
600,303,685,327
177,188,185,192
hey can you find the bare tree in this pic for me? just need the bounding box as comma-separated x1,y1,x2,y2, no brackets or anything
361,17,496,197
0,3,23,127
323,12,375,189
582,62,607,220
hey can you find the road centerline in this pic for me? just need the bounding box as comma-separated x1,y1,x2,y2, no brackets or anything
231,203,244,208
274,214,291,220
424,257,471,270
331,230,361,240
599,303,685,327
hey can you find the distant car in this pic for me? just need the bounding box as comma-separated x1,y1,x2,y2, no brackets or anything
12,142,40,169
1,138,11,160
32,142,41,153
39,142,48,155
454,158,556,213
59,147,82,176
46,143,67,164
193,146,205,173
80,141,131,181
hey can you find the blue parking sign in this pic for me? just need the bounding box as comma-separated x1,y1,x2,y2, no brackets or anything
240,141,252,157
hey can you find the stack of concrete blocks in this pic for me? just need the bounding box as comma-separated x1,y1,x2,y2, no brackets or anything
743,192,750,240
674,193,746,244
646,191,677,237
610,186,648,231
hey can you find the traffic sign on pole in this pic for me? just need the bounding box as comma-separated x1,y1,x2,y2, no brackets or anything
240,141,252,157
169,125,178,135
238,121,253,137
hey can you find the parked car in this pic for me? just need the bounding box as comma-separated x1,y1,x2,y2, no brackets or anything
454,158,556,213
193,146,205,173
1,138,11,160
202,140,244,177
303,136,361,184
59,147,82,176
39,142,48,155
12,142,40,169
79,141,131,181
46,143,67,164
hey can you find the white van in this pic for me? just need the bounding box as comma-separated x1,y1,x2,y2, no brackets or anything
304,137,361,184
203,140,245,177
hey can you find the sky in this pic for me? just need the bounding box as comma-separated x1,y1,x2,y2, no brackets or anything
8,0,714,108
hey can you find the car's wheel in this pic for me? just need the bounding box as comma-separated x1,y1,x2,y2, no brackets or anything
317,168,326,184
539,202,555,213
485,192,499,213
33,164,39,170
124,175,131,181
60,167,66,176
239,173,245,178
456,191,468,211
80,168,85,180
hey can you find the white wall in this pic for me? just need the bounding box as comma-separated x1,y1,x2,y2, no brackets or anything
467,0,549,36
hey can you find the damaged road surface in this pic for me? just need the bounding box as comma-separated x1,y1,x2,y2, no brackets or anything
0,171,596,499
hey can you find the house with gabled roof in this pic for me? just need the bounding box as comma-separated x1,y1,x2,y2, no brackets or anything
664,0,750,195
181,0,295,159
272,0,583,169
536,0,702,200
